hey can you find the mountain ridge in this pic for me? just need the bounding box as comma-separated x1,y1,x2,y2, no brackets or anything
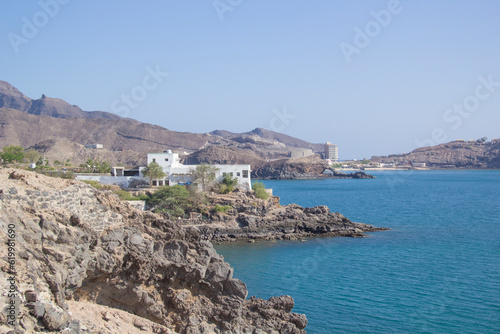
0,80,323,167
0,80,121,120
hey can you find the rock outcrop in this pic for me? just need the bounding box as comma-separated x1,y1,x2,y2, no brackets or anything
180,190,387,243
0,168,307,333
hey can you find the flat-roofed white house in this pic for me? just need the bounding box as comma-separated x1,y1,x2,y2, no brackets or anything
143,150,252,190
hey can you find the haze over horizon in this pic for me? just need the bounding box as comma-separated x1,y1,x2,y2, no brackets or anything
1,1,499,160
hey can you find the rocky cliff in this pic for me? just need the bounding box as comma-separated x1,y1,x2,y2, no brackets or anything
0,168,307,333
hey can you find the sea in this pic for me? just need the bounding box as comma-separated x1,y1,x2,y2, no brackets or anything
215,170,500,333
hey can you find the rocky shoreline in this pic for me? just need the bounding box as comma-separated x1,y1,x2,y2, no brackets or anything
177,190,387,243
0,169,308,333
0,168,387,333
253,170,375,180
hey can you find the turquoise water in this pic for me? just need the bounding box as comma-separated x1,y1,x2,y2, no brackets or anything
215,171,500,333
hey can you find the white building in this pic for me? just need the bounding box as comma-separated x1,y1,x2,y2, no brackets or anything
144,151,252,190
325,142,338,162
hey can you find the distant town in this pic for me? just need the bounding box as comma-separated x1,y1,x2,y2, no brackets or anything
323,138,500,171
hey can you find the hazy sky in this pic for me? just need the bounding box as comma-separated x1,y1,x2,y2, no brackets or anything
1,0,499,159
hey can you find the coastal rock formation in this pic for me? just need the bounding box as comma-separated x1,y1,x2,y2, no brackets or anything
183,190,387,242
0,168,307,333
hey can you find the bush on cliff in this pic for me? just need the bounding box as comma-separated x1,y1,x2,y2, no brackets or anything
147,185,206,218
214,204,232,213
1,145,25,163
252,181,269,200
219,175,239,194
114,190,149,201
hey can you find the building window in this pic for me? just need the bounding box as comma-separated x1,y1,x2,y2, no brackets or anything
230,172,233,176
242,170,249,178
237,172,241,177
165,158,169,161
152,158,156,162
223,172,227,176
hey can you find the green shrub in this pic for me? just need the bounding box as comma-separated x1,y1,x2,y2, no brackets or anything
147,185,205,218
114,189,133,200
1,145,25,163
214,205,232,213
252,181,269,200
136,193,150,201
220,175,239,193
218,184,230,194
125,193,150,201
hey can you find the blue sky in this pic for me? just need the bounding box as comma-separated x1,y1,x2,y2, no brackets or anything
1,0,499,159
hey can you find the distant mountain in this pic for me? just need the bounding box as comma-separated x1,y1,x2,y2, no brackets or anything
0,80,31,110
0,80,120,120
211,128,323,152
0,80,323,167
372,139,500,169
245,128,324,151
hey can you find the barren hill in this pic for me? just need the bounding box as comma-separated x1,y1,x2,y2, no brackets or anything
0,81,323,168
372,139,500,169
213,127,324,152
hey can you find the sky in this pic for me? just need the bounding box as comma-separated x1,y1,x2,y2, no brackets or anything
1,0,499,160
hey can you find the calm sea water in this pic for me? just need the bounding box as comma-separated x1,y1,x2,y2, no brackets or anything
215,171,500,333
